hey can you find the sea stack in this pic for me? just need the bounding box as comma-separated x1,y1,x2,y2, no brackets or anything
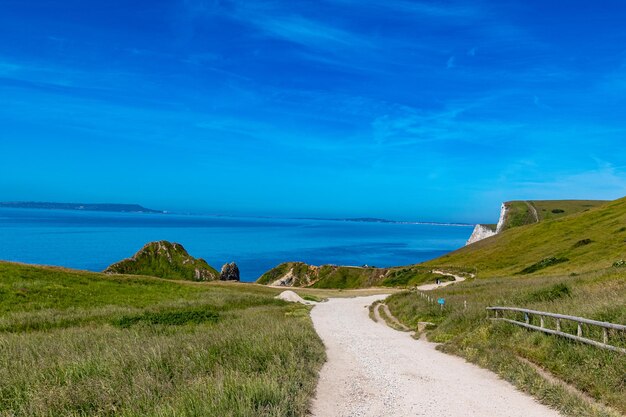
220,262,240,281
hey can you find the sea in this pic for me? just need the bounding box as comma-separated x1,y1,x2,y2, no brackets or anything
0,208,473,282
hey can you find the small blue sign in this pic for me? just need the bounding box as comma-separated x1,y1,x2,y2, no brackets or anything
437,298,445,305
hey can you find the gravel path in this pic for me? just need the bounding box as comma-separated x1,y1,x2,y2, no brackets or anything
416,270,467,291
310,295,563,417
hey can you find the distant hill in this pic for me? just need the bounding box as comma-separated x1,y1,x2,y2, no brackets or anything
104,241,219,281
497,199,607,232
429,197,626,277
466,199,607,245
0,201,163,213
256,261,456,289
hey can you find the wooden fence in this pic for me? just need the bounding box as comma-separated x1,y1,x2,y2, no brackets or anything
487,306,626,354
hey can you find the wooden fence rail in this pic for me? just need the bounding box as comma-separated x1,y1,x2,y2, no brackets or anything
487,306,626,354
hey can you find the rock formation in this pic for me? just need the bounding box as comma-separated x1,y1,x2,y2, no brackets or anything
466,224,497,245
220,262,240,281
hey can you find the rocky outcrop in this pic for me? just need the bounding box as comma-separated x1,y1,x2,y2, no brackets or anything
220,262,240,281
465,224,497,245
104,241,219,281
256,262,395,288
495,203,508,233
466,203,509,245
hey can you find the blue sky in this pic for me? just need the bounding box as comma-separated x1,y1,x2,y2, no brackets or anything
1,0,626,222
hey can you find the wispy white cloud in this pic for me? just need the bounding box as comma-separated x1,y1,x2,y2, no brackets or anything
370,95,525,148
532,95,553,111
510,166,626,201
251,15,370,49
322,0,481,19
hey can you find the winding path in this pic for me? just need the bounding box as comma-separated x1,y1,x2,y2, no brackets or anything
415,270,468,291
310,295,563,417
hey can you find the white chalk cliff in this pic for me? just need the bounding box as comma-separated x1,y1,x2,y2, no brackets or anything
465,224,497,245
466,203,508,246
495,203,508,233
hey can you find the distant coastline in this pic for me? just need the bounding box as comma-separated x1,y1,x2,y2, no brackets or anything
0,203,472,226
0,202,163,214
298,216,473,227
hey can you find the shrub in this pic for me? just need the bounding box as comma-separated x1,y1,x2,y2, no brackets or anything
612,260,626,268
572,238,593,248
551,209,565,214
524,283,571,303
517,257,569,274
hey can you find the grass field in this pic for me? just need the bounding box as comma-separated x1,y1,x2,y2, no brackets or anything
497,200,608,232
0,262,326,416
532,200,608,222
386,268,626,417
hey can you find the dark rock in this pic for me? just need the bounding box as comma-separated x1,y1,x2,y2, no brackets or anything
220,262,240,281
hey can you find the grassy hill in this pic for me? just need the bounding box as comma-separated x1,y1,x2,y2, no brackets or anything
104,240,220,281
257,261,458,289
498,200,607,231
430,197,626,277
0,261,325,416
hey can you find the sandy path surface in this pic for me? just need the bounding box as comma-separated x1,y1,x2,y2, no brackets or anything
310,295,563,417
416,270,467,291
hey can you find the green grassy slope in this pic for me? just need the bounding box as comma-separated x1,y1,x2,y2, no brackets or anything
0,261,325,416
429,197,626,277
532,200,608,221
257,262,457,289
499,200,607,231
104,240,220,281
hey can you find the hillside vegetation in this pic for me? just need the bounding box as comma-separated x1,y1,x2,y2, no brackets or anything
104,240,220,281
429,197,626,277
498,200,607,231
0,261,325,416
257,262,456,289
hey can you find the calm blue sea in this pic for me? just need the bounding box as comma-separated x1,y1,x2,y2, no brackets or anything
0,208,472,282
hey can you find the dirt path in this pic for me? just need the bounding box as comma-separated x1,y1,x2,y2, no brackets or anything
415,270,467,291
526,201,540,223
310,295,563,417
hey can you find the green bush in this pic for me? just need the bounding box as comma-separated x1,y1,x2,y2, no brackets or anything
572,239,593,249
523,283,571,303
518,257,569,274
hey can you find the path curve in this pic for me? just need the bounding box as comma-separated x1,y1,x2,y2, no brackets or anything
415,270,467,291
310,295,562,417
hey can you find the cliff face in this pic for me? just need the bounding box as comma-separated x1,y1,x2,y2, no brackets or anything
495,203,508,233
104,241,219,281
465,203,508,246
465,224,497,245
